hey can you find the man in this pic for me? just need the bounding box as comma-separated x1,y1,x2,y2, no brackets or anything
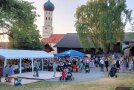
116,58,120,73
34,61,39,77
104,58,109,72
53,61,57,77
100,57,104,72
3,65,9,82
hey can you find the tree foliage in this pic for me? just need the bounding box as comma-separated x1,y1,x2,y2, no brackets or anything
0,0,42,50
75,0,132,53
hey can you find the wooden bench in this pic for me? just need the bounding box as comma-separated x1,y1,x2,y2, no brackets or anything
7,76,15,83
0,76,22,86
115,87,131,90
7,76,22,86
0,76,4,82
0,76,14,83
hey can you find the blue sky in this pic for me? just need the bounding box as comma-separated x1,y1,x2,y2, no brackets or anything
26,0,134,35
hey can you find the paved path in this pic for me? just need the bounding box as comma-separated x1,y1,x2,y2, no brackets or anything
47,67,106,82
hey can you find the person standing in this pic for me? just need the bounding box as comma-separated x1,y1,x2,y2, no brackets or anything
79,61,84,73
77,59,81,72
34,61,39,77
100,57,104,72
120,60,126,72
105,58,109,72
61,68,66,81
3,65,9,82
95,57,99,67
36,61,40,77
53,61,57,77
8,65,14,82
129,59,133,71
116,58,120,73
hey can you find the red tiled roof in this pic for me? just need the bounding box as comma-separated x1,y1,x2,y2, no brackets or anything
42,34,65,43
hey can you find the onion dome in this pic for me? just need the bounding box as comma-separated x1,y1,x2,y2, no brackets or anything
44,0,55,11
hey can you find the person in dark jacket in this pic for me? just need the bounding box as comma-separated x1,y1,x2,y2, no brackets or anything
105,58,109,72
116,59,120,73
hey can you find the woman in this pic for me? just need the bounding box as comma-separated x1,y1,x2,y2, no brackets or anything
3,65,8,82
8,65,14,82
129,59,133,71
120,60,125,72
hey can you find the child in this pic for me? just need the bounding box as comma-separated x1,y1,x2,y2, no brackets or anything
60,68,66,81
14,77,22,86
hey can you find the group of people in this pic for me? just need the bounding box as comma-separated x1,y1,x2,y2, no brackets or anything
2,65,14,82
50,54,134,80
98,54,134,73
1,53,134,83
44,57,95,74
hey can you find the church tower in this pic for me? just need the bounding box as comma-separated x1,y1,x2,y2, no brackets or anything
43,0,55,38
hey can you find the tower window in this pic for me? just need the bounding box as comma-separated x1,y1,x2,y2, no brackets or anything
49,17,50,20
46,17,47,20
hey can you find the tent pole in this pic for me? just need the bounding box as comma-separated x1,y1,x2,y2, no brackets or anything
19,59,22,74
4,58,7,67
42,58,43,71
32,58,34,72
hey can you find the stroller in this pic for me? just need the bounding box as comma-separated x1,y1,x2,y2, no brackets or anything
65,71,73,81
59,71,73,81
85,63,90,73
108,66,117,78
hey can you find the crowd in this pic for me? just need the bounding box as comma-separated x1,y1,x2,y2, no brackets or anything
1,53,134,82
50,54,134,80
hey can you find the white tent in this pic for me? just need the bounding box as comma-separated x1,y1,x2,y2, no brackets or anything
0,49,54,73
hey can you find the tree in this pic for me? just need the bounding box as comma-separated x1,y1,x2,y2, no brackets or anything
75,0,132,54
0,0,43,50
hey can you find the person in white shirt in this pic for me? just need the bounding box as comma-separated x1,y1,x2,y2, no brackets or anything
100,57,104,72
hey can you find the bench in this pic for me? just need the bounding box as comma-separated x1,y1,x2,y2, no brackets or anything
115,87,131,90
0,76,14,83
0,76,22,86
7,76,15,83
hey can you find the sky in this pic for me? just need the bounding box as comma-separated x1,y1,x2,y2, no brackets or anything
1,0,133,42
24,0,134,36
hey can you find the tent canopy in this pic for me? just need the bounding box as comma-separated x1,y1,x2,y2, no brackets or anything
0,49,54,59
55,50,85,57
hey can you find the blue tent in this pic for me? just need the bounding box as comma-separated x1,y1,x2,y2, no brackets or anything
55,50,85,57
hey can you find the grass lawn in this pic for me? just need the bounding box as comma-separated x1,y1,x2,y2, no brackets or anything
0,73,134,90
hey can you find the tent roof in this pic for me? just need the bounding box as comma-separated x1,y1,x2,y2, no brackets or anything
55,50,85,57
0,49,54,59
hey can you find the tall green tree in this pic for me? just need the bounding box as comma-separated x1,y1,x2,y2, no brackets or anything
75,0,131,54
0,0,42,50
